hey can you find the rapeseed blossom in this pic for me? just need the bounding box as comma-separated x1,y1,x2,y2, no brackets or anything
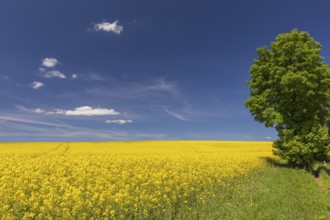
0,141,272,219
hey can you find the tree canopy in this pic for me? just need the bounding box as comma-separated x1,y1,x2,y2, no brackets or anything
246,29,330,169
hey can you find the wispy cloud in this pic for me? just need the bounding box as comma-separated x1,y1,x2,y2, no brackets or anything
81,73,106,81
41,57,59,68
0,119,166,141
0,115,70,128
148,78,180,98
47,106,120,116
44,70,66,79
83,78,197,122
85,78,180,100
39,67,47,72
71,74,78,79
31,81,44,89
163,101,208,122
164,108,187,121
16,105,45,113
93,20,123,34
0,75,9,80
0,130,167,141
105,119,133,124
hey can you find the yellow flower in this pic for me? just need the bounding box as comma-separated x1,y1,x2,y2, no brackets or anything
0,141,271,219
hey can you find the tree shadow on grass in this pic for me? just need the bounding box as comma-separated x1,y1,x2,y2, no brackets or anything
261,156,292,168
313,166,330,178
312,156,330,178
261,156,330,178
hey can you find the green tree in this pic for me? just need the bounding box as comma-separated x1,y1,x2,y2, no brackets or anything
246,29,330,169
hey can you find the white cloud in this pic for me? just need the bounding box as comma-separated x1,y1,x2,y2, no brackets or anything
71,74,78,79
105,119,133,125
42,57,59,68
94,20,123,34
46,109,65,115
47,106,120,116
266,136,272,140
31,81,44,89
44,70,66,79
34,108,45,113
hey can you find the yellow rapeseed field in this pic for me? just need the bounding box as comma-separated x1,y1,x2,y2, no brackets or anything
0,141,272,219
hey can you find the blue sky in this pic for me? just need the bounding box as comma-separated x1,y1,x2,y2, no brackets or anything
1,0,330,141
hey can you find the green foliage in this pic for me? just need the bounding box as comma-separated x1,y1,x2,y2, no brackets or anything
246,29,330,168
273,124,329,168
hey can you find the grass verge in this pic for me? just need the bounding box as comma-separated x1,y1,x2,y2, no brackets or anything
179,158,330,220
